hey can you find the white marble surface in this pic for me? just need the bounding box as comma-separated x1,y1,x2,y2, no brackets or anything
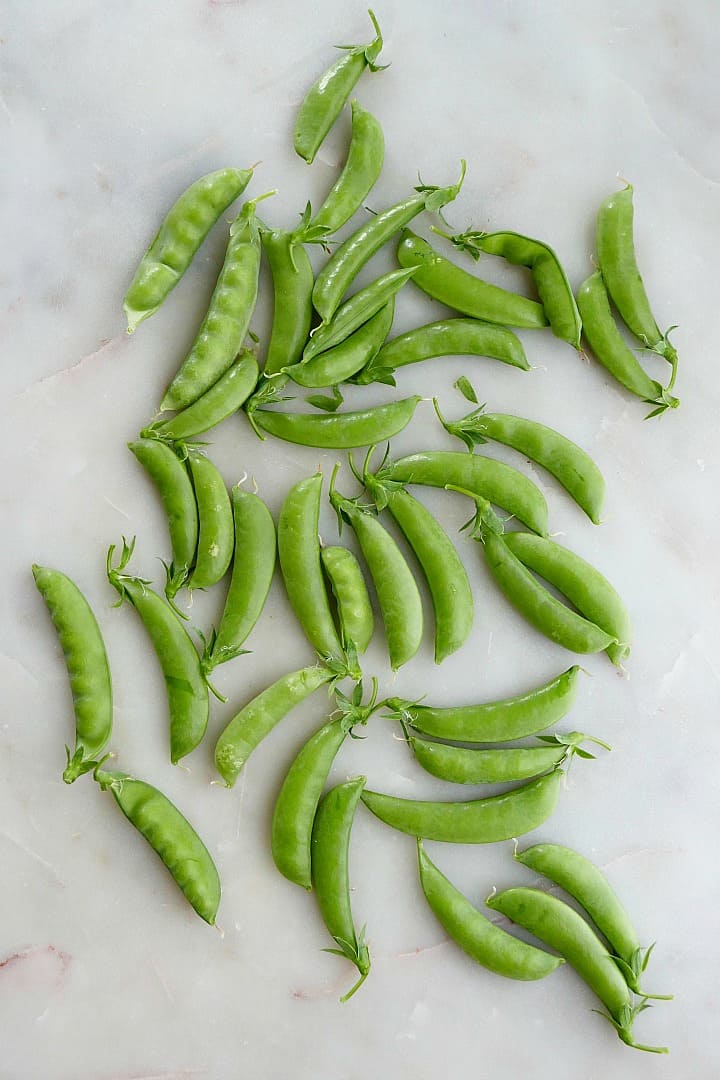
2,2,719,1076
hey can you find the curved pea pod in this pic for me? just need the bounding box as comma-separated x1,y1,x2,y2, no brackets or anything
251,396,421,450
409,731,607,785
294,11,385,165
503,532,630,665
417,842,563,981
123,166,254,332
94,768,220,924
287,301,394,389
321,545,374,654
310,100,385,235
262,229,315,377
143,350,259,442
32,566,113,783
397,230,548,329
361,770,564,843
185,450,234,591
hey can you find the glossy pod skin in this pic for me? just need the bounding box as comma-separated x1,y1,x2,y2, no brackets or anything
294,11,384,165
310,100,385,234
186,450,234,591
214,664,335,787
32,566,113,783
144,350,259,442
304,267,417,362
262,229,315,376
386,666,580,743
410,736,576,785
417,842,563,981
252,396,421,450
272,716,347,889
361,770,563,843
287,302,394,389
94,768,220,924
379,450,549,537
123,167,253,332
321,545,374,654
503,532,630,665
397,231,548,329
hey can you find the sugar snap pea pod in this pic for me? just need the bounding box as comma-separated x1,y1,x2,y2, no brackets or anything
385,666,581,743
503,532,630,665
417,841,563,981
142,350,259,442
312,776,371,1001
278,474,345,662
262,225,317,377
106,539,209,763
286,301,393,389
32,566,113,783
435,403,606,525
251,395,421,450
486,888,668,1053
128,439,198,603
310,100,385,235
203,489,276,673
360,769,564,843
214,664,337,787
123,166,254,333
355,317,529,386
94,767,220,924
515,844,671,999
294,10,385,165
321,546,374,654
161,193,272,412
313,164,466,323
186,449,234,591
397,231,548,329
305,267,418,362
378,450,549,536
577,272,678,417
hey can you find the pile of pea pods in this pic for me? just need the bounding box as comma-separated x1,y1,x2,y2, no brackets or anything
33,10,677,1053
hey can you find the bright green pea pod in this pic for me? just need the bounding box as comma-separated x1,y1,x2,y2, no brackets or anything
186,450,234,591
310,100,385,234
287,301,394,389
123,167,253,332
321,546,374,654
145,350,259,442
410,731,604,785
262,230,315,376
252,396,421,450
294,11,385,165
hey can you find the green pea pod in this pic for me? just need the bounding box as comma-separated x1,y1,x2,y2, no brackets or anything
144,350,259,442
310,100,385,234
123,166,254,332
252,396,421,450
321,545,374,654
409,731,605,785
287,301,394,389
262,229,315,376
186,450,234,591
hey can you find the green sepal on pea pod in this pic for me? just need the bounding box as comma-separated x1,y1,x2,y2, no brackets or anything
309,100,385,236
123,166,255,333
294,10,386,166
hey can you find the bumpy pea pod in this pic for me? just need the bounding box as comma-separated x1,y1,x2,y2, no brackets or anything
94,766,220,925
515,843,672,1000
397,231,548,329
250,395,421,450
417,842,563,981
486,888,668,1053
313,163,466,323
310,100,385,234
161,193,273,412
106,538,211,763
186,449,234,591
294,10,385,165
32,566,112,783
321,546,374,654
311,776,371,1001
439,228,582,349
123,166,254,332
285,301,394,389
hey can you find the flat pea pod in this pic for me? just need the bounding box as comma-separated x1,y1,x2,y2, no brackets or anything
294,11,384,165
310,100,385,235
304,267,417,362
278,474,345,662
186,449,234,591
321,545,374,654
272,717,347,889
252,395,421,450
106,540,208,764
576,272,678,417
486,888,667,1053
385,666,580,743
123,166,253,332
262,229,315,376
417,841,563,981
409,732,599,785
32,566,112,783
379,450,549,537
355,317,529,386
143,350,259,442
360,769,563,843
94,768,220,924
313,167,465,324
503,532,630,665
204,488,276,672
397,231,548,330
128,439,198,602
311,776,370,1001
331,484,423,670
161,195,268,412
287,301,394,389
214,665,335,787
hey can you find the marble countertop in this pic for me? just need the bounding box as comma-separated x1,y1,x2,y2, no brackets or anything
3,2,719,1077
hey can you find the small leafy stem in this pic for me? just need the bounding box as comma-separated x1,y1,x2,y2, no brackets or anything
323,924,371,1003
610,944,673,1000
593,998,668,1054
433,396,488,452
332,676,381,738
